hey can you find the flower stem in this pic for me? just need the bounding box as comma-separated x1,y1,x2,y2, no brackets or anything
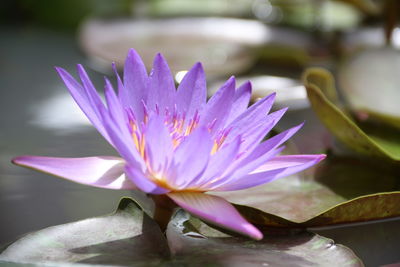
151,195,176,233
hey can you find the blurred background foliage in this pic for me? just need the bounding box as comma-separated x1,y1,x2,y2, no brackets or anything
0,0,386,31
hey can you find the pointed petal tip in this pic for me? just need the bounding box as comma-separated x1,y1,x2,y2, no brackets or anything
240,80,252,89
293,121,305,131
191,62,204,72
317,154,327,162
125,48,147,67
11,155,25,165
76,63,84,70
127,48,140,58
268,91,277,99
244,224,264,240
11,155,38,167
254,91,276,106
76,64,89,78
154,52,165,61
54,66,67,76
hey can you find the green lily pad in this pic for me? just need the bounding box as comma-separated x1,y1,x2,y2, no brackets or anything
212,155,400,228
303,67,400,161
0,198,169,266
166,209,364,266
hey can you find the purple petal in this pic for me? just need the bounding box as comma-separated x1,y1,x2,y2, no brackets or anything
169,127,213,189
104,78,128,130
253,154,326,173
122,49,149,121
55,67,111,144
208,123,304,190
176,63,207,119
12,156,136,190
200,76,235,134
224,93,276,145
238,107,288,155
226,123,303,178
147,53,176,112
208,146,285,190
215,154,326,191
125,165,169,194
145,115,174,174
76,64,105,114
226,81,252,124
98,107,145,171
194,135,242,189
168,192,263,240
112,62,126,106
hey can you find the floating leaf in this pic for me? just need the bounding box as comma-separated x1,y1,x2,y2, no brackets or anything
214,172,345,226
166,209,364,267
213,155,400,228
0,198,169,266
303,67,400,161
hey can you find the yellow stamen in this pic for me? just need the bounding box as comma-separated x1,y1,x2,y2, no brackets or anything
211,142,219,155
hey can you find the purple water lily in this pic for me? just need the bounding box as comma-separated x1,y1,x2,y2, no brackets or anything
13,49,325,240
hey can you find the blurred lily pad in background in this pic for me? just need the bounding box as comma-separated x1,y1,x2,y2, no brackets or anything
79,17,267,78
338,47,400,130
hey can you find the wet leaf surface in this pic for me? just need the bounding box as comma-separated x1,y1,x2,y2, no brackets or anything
214,172,345,225
166,209,364,267
0,198,169,266
303,67,400,161
313,216,400,267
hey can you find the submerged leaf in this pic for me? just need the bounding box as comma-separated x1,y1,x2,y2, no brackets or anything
303,67,400,161
166,209,364,267
0,198,169,266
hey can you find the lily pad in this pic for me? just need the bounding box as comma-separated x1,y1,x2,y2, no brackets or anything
166,209,364,266
0,198,169,266
303,67,400,161
0,197,366,267
338,48,400,121
212,155,400,228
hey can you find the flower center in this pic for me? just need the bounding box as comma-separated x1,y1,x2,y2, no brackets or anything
126,106,231,191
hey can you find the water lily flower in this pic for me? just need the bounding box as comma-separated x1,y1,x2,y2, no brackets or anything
13,49,325,240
